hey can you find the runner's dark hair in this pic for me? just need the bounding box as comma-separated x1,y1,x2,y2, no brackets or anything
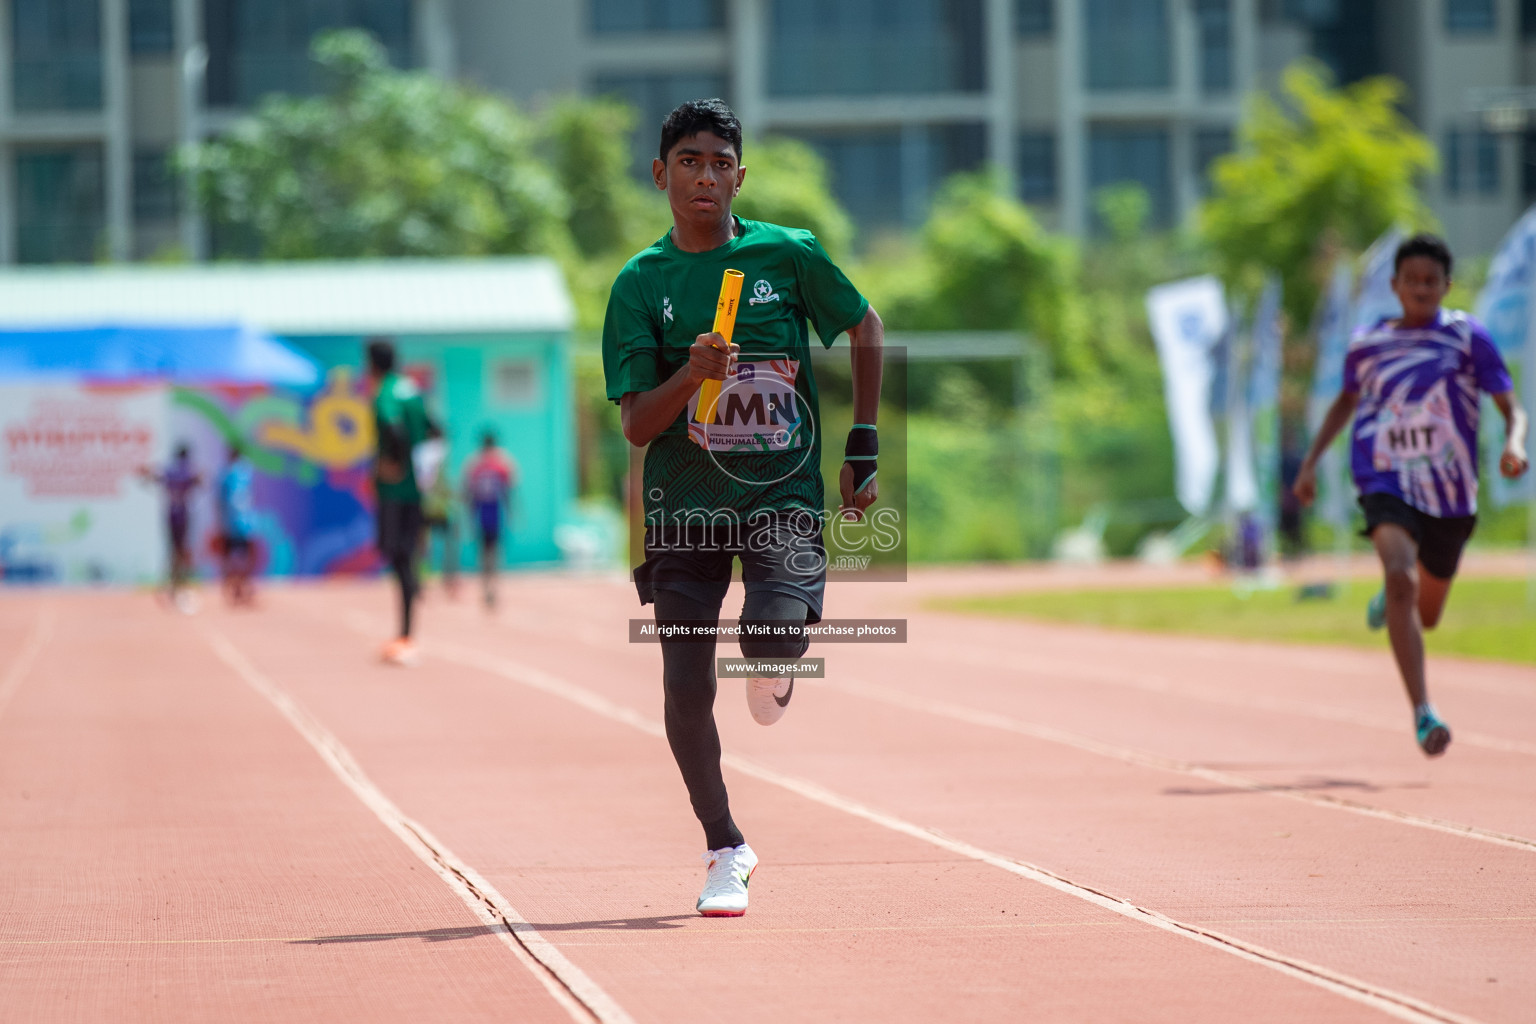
481,427,497,449
1393,233,1452,277
366,337,396,373
659,99,742,163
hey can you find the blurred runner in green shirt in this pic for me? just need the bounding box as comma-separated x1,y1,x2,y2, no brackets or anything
367,338,431,666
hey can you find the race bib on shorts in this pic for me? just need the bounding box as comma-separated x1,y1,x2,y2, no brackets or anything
687,358,807,454
1371,399,1458,473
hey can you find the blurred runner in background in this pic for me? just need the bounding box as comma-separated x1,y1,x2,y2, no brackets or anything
367,338,432,665
218,443,258,607
417,422,459,600
464,428,517,611
139,443,202,613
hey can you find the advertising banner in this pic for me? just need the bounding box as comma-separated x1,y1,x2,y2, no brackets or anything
0,382,169,584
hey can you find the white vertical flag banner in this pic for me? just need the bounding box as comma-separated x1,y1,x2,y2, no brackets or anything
1352,227,1406,332
1309,262,1356,529
1474,204,1536,507
1248,276,1284,534
1224,318,1256,515
1147,276,1227,516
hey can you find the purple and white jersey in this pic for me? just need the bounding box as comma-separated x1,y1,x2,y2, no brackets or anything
1343,309,1512,518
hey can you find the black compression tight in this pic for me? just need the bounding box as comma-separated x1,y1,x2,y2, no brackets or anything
391,550,418,639
653,588,811,850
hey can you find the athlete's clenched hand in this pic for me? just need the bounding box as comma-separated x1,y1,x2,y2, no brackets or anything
688,332,738,383
1292,461,1317,506
838,463,879,521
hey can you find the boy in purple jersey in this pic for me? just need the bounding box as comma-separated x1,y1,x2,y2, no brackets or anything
1295,234,1529,756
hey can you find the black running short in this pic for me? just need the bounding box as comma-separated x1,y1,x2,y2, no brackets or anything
377,499,424,562
1359,492,1476,580
223,534,253,557
634,513,827,623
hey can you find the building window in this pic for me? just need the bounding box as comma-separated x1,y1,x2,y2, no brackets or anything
1524,0,1536,36
1017,132,1056,203
204,0,414,108
1195,0,1231,94
1089,124,1171,229
1085,0,1169,91
11,0,103,111
1277,0,1379,83
1195,126,1232,193
130,0,175,54
16,148,105,264
1444,0,1495,32
1017,0,1052,35
592,72,730,171
768,0,985,97
793,122,986,234
1444,129,1500,197
591,0,724,33
1524,130,1536,202
133,150,179,222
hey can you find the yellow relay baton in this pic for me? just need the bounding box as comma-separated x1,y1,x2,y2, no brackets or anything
696,269,744,429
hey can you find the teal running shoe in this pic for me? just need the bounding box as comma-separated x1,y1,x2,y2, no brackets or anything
1366,589,1387,631
1415,706,1451,758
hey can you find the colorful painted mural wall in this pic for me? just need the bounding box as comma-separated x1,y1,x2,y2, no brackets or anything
170,368,380,579
1,333,573,585
281,333,573,570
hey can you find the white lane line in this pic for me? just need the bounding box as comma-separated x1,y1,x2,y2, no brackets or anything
828,676,1536,853
421,599,1536,853
203,630,634,1024
429,637,1484,1024
0,605,54,725
901,641,1536,758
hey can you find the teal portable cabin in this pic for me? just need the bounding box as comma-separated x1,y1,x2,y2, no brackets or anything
0,259,575,574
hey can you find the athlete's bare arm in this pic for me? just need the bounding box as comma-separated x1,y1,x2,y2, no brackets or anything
620,334,739,447
1490,390,1530,478
1293,389,1360,506
839,305,885,516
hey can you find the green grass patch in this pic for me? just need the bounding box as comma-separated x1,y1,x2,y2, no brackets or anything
935,577,1536,666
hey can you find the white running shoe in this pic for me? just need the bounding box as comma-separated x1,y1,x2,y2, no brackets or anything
746,675,793,726
697,843,757,917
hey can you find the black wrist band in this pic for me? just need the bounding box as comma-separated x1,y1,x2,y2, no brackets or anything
844,425,878,460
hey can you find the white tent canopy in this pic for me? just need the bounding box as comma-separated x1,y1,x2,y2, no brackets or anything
0,258,574,336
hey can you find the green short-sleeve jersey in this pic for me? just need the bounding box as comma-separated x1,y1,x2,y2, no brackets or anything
372,372,430,503
602,217,869,521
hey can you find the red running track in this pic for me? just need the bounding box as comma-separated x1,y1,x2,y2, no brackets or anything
0,570,1532,1023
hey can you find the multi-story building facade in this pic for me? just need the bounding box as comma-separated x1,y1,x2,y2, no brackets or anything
1,0,1532,264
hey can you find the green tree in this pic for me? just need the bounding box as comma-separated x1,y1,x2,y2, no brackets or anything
733,138,853,257
181,30,569,259
1201,62,1436,331
888,172,1090,378
540,97,660,259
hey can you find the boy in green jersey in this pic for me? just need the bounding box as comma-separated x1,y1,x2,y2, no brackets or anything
367,338,432,666
603,99,884,916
